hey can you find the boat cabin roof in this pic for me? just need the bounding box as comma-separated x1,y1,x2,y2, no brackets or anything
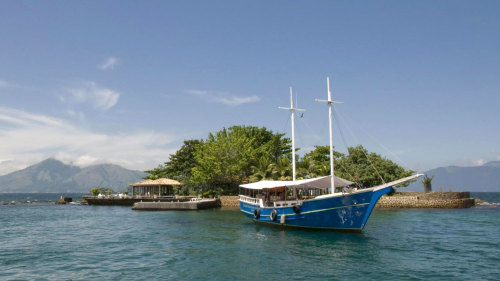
239,175,354,190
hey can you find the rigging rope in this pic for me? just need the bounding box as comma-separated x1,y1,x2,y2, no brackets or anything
333,104,386,185
330,110,357,182
334,106,416,173
281,113,290,135
295,105,358,184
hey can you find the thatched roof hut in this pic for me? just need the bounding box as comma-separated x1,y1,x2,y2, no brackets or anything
130,178,182,196
130,178,182,187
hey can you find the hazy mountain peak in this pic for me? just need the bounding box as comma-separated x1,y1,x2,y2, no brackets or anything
483,161,500,168
408,162,500,192
0,158,146,193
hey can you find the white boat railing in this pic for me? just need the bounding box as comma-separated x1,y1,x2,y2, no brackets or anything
239,195,260,205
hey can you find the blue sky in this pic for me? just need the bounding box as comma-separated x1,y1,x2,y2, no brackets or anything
1,0,499,175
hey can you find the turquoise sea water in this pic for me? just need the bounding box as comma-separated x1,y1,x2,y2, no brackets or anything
1,193,499,280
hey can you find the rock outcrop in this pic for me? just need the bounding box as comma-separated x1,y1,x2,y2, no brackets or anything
376,192,475,208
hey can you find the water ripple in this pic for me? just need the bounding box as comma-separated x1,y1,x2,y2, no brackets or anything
1,201,499,280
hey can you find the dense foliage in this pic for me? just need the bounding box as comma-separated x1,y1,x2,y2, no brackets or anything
90,187,100,196
90,187,114,195
190,126,291,195
145,125,414,195
145,139,202,194
298,145,414,189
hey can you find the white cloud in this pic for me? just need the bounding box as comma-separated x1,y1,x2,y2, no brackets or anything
0,78,32,90
452,157,495,167
66,110,85,120
185,89,260,106
0,107,65,127
216,95,260,106
64,81,120,111
0,79,10,88
186,89,208,96
0,159,28,175
99,57,120,70
0,107,180,175
473,159,486,166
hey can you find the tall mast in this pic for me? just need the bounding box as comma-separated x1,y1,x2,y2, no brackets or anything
315,77,343,194
279,87,305,181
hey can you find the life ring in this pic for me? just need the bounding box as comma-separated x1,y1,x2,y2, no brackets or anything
270,209,277,221
293,205,301,214
253,209,260,219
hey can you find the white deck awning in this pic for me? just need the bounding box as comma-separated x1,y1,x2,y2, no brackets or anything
239,175,354,190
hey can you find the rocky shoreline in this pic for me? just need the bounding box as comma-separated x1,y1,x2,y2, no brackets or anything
376,191,475,208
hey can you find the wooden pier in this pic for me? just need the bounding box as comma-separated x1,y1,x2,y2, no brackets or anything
132,198,221,211
83,196,197,206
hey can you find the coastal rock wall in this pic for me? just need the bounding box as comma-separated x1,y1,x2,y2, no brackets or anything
219,196,240,207
390,191,471,200
376,192,475,208
220,192,476,208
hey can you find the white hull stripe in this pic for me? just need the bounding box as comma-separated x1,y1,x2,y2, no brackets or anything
240,202,369,216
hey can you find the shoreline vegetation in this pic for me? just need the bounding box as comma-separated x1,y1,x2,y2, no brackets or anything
144,125,415,197
136,125,481,209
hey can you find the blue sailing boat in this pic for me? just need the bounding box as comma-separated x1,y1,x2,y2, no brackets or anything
239,78,422,232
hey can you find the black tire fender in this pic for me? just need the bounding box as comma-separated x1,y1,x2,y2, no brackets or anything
270,209,278,221
253,208,260,219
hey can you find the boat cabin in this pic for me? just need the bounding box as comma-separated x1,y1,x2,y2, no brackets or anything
239,175,354,208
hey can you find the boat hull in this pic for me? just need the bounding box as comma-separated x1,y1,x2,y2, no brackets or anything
239,186,392,232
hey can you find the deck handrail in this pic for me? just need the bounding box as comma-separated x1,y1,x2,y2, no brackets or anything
239,195,260,204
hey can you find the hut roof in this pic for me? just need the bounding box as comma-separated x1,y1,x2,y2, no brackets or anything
130,178,182,187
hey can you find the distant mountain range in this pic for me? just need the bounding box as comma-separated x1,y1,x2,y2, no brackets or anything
407,161,500,192
0,158,146,193
1,158,498,193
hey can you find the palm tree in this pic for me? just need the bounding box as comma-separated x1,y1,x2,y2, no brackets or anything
422,175,434,193
297,157,317,179
271,156,292,180
249,156,274,182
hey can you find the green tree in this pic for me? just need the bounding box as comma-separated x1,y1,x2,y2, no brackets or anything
337,145,414,188
271,156,293,180
90,187,100,196
336,145,414,188
298,145,414,189
421,174,434,193
249,156,274,182
145,139,202,195
145,139,202,181
90,187,113,196
191,126,291,195
298,145,344,178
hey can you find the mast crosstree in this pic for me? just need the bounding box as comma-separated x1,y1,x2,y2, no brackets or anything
279,87,305,182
